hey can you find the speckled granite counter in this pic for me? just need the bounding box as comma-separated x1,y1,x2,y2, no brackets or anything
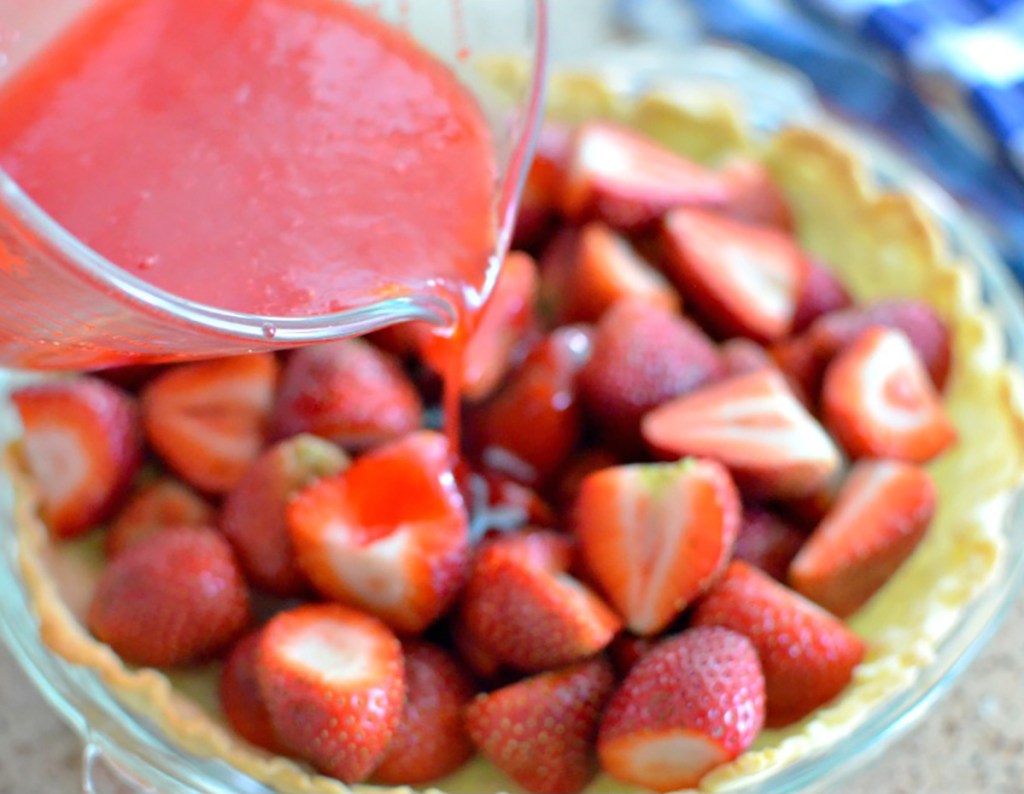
1,593,1022,792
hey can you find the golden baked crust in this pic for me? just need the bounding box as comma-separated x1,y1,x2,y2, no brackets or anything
8,66,1024,794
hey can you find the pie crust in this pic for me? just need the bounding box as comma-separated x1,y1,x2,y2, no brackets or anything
7,65,1024,794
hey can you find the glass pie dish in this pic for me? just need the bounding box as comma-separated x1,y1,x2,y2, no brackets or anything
3,44,1024,794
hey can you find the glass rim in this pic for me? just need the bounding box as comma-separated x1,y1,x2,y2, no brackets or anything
0,0,551,344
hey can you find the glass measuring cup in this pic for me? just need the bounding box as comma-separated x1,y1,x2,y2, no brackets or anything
0,0,549,369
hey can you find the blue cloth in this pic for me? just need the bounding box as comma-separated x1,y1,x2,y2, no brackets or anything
616,0,1024,279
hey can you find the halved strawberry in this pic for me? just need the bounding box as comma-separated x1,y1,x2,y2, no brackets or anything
598,627,765,791
219,631,284,754
733,509,806,582
221,434,349,596
459,531,620,672
106,477,215,558
13,378,143,539
720,338,775,378
774,299,952,399
692,561,864,727
373,641,476,785
288,431,469,634
141,355,278,493
558,222,680,324
560,122,727,231
822,327,956,463
466,658,615,794
789,460,936,618
791,259,852,333
575,458,740,636
468,326,590,486
642,370,842,500
661,208,809,343
270,339,421,450
257,604,404,783
88,527,250,667
579,297,723,451
719,159,793,231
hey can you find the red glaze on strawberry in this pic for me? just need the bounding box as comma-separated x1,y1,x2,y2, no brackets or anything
219,631,285,754
575,458,740,636
642,370,842,500
718,159,793,231
466,658,616,794
221,434,349,596
469,326,590,487
579,298,723,451
270,339,421,451
598,627,766,791
692,562,865,727
13,378,143,539
374,641,476,785
661,208,809,342
791,259,852,333
560,122,727,231
141,354,278,493
288,431,469,634
106,477,214,558
733,509,806,582
822,327,956,463
460,531,620,673
790,460,936,618
257,604,404,783
558,222,680,324
89,527,250,667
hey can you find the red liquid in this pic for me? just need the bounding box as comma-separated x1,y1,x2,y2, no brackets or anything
0,0,496,318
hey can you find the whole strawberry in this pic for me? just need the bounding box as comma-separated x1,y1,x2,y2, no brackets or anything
89,527,250,667
257,604,404,783
106,478,214,558
466,658,615,794
373,641,476,785
598,627,765,792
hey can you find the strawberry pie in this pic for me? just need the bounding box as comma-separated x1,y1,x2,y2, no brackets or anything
7,68,1024,794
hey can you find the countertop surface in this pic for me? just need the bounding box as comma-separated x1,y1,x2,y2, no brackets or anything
1,594,1023,793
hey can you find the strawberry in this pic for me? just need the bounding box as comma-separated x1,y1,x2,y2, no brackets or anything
692,561,865,727
718,159,793,231
288,431,469,634
774,299,952,399
575,458,740,636
661,208,809,342
513,122,572,250
468,326,590,486
459,531,620,672
257,604,404,783
88,527,250,667
642,370,842,500
720,338,774,378
560,121,727,231
598,627,765,792
607,633,656,678
450,607,508,683
373,641,476,785
791,259,852,333
778,466,845,529
270,339,421,451
466,658,615,794
789,460,936,618
578,297,723,451
106,477,214,558
733,509,806,582
220,434,349,596
141,354,278,493
219,631,284,754
822,327,956,463
558,222,680,324
13,378,143,539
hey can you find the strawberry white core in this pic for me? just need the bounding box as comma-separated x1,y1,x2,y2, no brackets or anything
322,526,411,610
278,619,382,685
25,426,88,506
602,730,728,791
859,331,933,431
